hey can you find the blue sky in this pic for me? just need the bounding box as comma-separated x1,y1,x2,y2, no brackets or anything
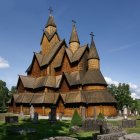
0,0,140,98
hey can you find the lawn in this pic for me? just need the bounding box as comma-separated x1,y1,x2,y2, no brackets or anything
0,116,140,140
0,119,93,140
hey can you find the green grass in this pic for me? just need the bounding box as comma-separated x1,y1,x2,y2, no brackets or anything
107,119,140,134
1,117,140,140
0,119,93,140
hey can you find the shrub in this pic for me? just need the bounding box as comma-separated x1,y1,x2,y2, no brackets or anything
70,110,82,127
97,113,105,120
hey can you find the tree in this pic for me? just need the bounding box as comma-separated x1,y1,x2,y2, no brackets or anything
10,86,17,94
70,110,82,127
0,80,9,112
108,83,133,110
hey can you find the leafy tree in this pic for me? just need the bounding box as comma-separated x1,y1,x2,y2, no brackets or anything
10,86,17,94
131,99,140,113
70,110,82,127
108,83,133,110
0,80,9,112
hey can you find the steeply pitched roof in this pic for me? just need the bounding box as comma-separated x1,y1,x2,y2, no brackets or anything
60,91,85,103
66,44,88,63
69,25,80,44
88,35,100,60
27,40,65,73
19,75,62,89
45,15,56,28
19,75,35,89
82,69,107,86
41,40,64,66
64,71,84,86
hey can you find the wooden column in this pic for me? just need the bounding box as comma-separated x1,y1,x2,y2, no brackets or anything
42,106,45,116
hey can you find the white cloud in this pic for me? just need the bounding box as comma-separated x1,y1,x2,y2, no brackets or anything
0,57,10,68
105,76,140,99
109,42,138,53
105,77,119,86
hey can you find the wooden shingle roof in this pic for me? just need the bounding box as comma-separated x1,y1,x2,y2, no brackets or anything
66,45,88,63
69,25,80,44
19,75,62,89
31,93,45,104
60,90,116,104
88,37,100,60
82,90,117,104
45,15,56,28
14,90,116,104
82,69,107,86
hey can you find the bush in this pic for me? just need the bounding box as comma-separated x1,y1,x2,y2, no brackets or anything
97,113,105,120
70,110,82,127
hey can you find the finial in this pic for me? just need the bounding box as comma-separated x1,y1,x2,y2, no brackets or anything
48,6,53,15
72,20,76,26
90,32,94,42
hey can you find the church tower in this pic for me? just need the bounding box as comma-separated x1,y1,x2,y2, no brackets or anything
41,7,60,55
69,21,80,53
88,32,100,69
45,13,57,34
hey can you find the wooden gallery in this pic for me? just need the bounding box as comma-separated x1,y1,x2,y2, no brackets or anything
9,12,117,117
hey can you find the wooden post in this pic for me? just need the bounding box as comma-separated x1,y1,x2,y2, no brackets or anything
42,106,45,116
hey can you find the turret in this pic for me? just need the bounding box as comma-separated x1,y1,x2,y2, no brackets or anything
88,32,100,69
45,7,57,34
69,20,80,53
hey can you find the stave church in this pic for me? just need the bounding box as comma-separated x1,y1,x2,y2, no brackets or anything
9,9,117,117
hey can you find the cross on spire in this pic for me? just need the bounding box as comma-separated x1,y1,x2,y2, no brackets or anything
48,7,53,15
72,20,76,26
90,32,94,42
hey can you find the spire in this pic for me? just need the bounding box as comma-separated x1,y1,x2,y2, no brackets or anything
88,32,100,60
69,20,80,44
45,7,56,28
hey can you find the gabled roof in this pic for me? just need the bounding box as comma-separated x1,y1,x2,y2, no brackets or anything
19,75,35,88
69,25,80,44
41,40,64,66
82,69,107,86
19,75,62,89
64,71,84,86
45,15,56,28
88,35,100,60
40,30,61,45
27,40,66,73
66,44,88,63
60,91,86,103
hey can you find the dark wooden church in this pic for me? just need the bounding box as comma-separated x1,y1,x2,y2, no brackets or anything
9,11,117,117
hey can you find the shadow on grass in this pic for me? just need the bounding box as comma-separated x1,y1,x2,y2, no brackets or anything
0,119,93,140
0,119,70,140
